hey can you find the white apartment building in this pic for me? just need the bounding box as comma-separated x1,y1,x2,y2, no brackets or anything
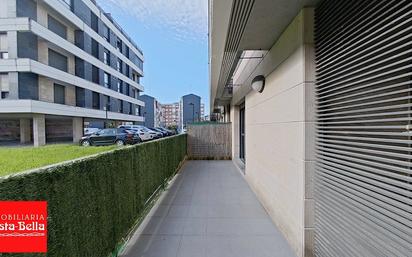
0,0,144,146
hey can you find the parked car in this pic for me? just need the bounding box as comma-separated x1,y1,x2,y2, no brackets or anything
126,128,153,141
144,127,163,139
118,125,144,130
80,128,140,146
84,127,100,136
150,128,168,137
156,127,175,136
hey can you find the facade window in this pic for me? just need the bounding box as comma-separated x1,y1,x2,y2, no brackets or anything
91,12,98,32
125,83,130,96
0,73,9,99
116,38,122,52
48,49,68,72
53,84,65,105
119,99,123,113
48,15,67,39
92,92,100,109
92,65,99,84
75,87,85,107
91,39,99,59
104,72,110,88
117,80,122,93
0,33,8,59
117,59,122,72
125,64,130,77
103,26,110,42
103,49,110,65
104,95,110,111
125,46,129,58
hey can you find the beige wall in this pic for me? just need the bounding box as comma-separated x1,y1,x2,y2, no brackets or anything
234,9,315,257
38,76,54,103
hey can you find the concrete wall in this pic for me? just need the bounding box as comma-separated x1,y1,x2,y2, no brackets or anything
237,9,315,257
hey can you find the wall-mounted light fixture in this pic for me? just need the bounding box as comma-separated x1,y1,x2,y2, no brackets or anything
251,75,265,93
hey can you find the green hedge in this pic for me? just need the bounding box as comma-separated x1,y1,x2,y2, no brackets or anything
0,135,187,257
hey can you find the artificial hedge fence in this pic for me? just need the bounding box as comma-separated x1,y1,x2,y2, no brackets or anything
0,134,187,257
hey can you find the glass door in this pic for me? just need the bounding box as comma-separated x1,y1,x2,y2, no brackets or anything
239,104,245,162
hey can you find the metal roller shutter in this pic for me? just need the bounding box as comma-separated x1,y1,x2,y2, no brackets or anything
314,0,412,256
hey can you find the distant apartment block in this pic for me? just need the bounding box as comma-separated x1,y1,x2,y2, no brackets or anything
161,102,180,128
179,94,201,129
0,0,144,146
139,94,162,128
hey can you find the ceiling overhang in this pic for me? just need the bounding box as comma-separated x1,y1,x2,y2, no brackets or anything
209,0,320,110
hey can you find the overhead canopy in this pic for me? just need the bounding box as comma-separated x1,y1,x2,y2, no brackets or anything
209,0,320,110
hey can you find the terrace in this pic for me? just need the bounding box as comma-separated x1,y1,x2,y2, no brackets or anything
120,160,296,257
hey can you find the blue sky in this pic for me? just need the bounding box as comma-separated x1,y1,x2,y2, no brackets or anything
97,0,209,113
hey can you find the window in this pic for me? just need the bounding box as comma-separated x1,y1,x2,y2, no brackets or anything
92,65,99,84
104,95,110,111
103,26,110,42
75,87,85,107
119,99,123,113
92,92,100,109
54,84,65,104
116,38,122,52
91,39,99,58
0,73,9,99
117,80,122,93
48,49,68,72
124,83,130,96
104,72,110,88
100,129,116,135
125,64,130,77
0,33,8,59
103,49,110,65
48,15,67,39
91,12,98,32
117,59,122,72
125,45,129,58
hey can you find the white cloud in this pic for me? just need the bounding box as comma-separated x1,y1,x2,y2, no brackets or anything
98,0,208,41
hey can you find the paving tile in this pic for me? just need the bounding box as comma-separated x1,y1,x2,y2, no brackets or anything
119,161,296,257
122,235,181,257
148,204,170,217
206,218,277,236
167,204,190,218
183,218,207,235
177,236,207,257
141,217,185,235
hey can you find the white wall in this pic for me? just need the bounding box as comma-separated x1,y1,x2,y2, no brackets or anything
235,9,315,257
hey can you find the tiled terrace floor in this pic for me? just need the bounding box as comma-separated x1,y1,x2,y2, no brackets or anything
120,161,296,257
